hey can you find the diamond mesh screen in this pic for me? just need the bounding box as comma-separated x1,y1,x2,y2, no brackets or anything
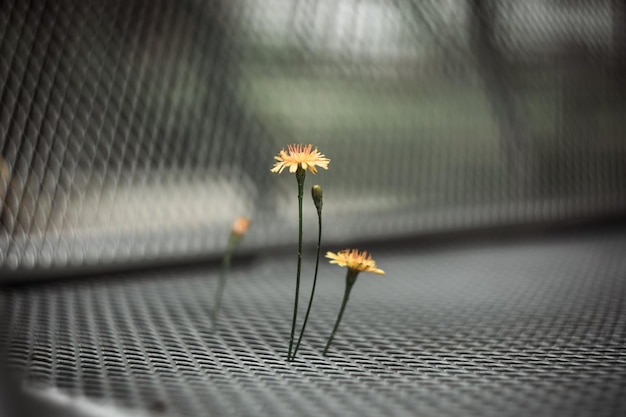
1,0,626,273
2,229,626,416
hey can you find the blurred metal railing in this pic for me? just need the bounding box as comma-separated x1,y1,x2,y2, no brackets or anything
1,0,625,273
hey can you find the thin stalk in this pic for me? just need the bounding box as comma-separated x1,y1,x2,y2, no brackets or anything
288,167,306,361
293,202,322,358
323,270,359,356
211,235,240,331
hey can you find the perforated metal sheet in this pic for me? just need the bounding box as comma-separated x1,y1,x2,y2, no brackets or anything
2,228,626,416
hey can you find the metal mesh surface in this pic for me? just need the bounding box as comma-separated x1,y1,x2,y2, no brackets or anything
0,0,274,271
3,2,626,416
2,228,626,416
2,0,626,273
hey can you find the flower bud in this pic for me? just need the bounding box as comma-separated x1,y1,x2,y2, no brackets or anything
311,185,323,211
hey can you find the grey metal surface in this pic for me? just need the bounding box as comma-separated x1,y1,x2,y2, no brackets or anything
2,228,626,416
2,2,625,416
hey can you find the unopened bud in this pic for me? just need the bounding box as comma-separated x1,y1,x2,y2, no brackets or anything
231,217,250,236
311,185,323,211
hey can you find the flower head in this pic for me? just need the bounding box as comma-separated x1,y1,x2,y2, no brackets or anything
231,217,250,236
326,249,385,275
271,144,330,174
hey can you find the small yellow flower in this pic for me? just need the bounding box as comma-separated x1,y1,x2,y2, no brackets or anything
231,217,250,236
271,144,330,174
326,249,385,275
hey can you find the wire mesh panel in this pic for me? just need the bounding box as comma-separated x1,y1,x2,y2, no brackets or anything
0,0,273,271
2,229,626,416
1,0,626,271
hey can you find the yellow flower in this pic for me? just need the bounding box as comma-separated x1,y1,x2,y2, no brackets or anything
231,217,250,236
326,249,385,275
271,144,330,174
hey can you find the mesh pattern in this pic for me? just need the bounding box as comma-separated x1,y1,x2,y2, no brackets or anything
0,0,272,270
2,229,626,416
1,0,626,272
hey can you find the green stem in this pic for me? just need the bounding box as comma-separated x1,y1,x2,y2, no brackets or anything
288,167,306,361
293,204,322,358
211,235,240,331
323,270,359,356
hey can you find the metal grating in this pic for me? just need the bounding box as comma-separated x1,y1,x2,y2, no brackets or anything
1,0,626,273
1,2,626,416
2,228,626,416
